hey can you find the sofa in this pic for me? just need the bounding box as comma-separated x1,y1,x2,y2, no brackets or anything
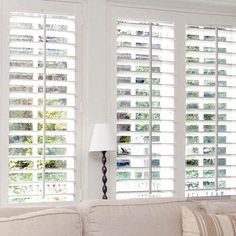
0,196,236,236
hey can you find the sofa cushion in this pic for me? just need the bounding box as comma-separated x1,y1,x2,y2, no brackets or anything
182,206,236,236
0,206,77,217
0,208,82,236
199,199,236,214
78,198,201,236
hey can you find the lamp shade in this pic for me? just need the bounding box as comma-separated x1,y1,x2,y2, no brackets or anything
89,123,116,152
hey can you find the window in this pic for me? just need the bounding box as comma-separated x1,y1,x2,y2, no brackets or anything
113,9,236,199
185,25,236,197
116,20,174,199
7,11,77,203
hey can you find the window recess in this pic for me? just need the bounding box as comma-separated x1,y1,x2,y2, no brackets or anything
185,25,236,197
116,20,175,199
8,12,76,203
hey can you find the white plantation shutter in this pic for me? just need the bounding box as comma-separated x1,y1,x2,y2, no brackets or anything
8,12,76,203
116,20,174,199
185,25,236,197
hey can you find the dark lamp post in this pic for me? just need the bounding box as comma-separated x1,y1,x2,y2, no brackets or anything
89,123,116,199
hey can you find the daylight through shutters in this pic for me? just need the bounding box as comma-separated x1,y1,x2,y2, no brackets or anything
116,20,175,199
8,12,76,203
185,25,236,197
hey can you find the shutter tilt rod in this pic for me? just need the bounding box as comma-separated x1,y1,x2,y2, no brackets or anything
42,14,47,199
148,23,153,195
215,27,219,192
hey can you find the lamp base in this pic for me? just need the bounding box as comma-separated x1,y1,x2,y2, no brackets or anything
101,151,108,199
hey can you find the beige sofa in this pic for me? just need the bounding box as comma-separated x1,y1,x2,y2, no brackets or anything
0,197,236,236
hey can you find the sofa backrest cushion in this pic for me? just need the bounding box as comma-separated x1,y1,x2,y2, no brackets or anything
0,206,77,217
199,199,236,214
78,198,201,236
0,208,82,236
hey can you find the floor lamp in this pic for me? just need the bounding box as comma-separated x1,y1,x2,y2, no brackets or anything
89,123,116,199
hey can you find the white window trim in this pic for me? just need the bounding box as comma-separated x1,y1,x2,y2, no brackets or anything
0,0,83,207
107,4,236,199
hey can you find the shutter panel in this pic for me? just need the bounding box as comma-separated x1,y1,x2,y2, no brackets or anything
116,20,175,199
8,12,76,203
185,25,236,197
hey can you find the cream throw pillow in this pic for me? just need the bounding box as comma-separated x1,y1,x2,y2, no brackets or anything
182,206,236,236
0,208,82,236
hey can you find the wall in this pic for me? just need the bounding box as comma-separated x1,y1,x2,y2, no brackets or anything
82,0,236,200
0,0,236,202
81,0,110,200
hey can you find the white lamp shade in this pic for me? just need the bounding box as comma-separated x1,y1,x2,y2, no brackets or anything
89,123,116,152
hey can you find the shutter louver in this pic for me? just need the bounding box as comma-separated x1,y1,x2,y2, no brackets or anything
8,12,76,203
116,20,174,199
185,25,236,197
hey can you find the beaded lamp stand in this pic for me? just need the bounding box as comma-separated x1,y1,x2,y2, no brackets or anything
101,151,108,199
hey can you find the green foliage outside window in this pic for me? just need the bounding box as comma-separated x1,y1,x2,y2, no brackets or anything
204,92,215,98
9,173,33,183
204,80,215,86
37,160,67,169
186,34,199,40
186,68,199,75
186,46,199,51
9,148,32,156
38,123,67,131
152,171,160,179
37,173,67,182
203,159,214,166
117,172,131,180
186,57,199,63
218,114,226,121
38,148,66,156
218,136,226,143
118,136,131,143
186,114,199,121
136,101,149,108
203,136,215,144
187,80,199,86
9,135,32,144
10,110,32,118
203,170,215,177
136,124,148,132
204,103,215,109
136,89,148,96
136,113,149,120
117,112,131,120
186,159,199,166
186,103,198,109
204,125,215,132
186,125,199,132
186,170,198,178
203,181,215,189
38,135,66,144
204,114,215,121
187,91,199,97
9,161,33,170
186,136,199,144
38,111,67,119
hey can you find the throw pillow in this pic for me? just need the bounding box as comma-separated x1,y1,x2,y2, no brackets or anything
182,206,236,236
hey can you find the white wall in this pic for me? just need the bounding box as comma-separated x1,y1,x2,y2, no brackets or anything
0,0,236,202
81,0,236,200
81,0,110,200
